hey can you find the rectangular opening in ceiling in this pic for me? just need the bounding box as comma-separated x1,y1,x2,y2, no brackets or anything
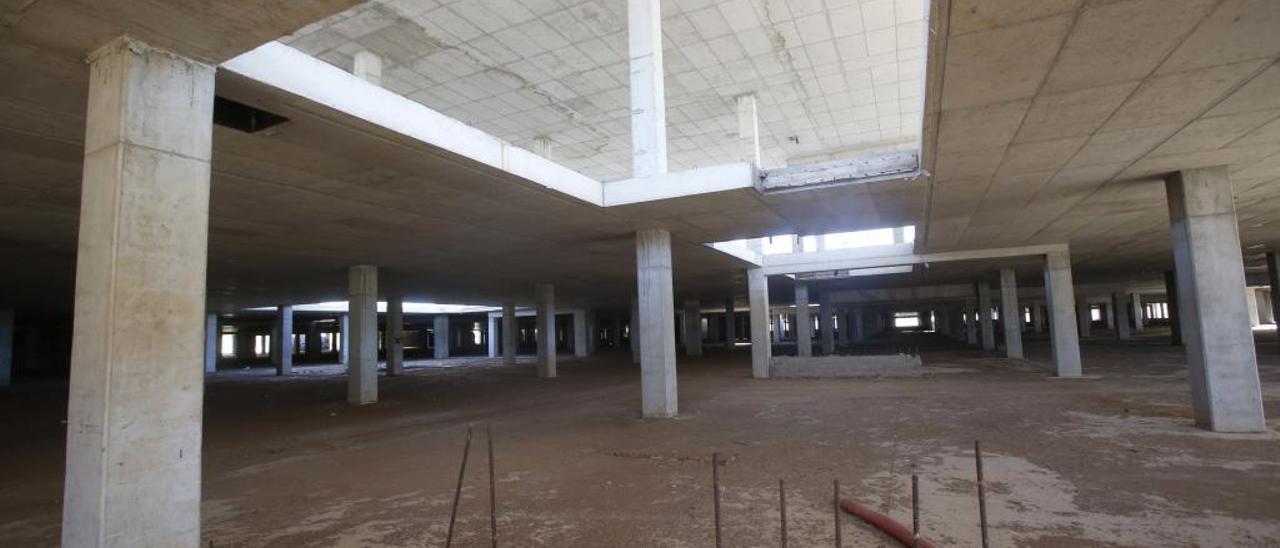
213,96,290,133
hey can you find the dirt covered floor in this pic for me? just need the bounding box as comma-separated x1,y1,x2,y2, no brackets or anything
2,330,1279,547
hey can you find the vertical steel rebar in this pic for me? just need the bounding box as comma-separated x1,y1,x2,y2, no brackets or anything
912,473,920,548
712,452,723,548
976,440,990,548
833,479,842,548
445,427,473,548
488,425,498,548
779,479,788,548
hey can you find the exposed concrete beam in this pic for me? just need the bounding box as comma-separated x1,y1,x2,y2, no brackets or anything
627,0,667,178
760,243,1068,276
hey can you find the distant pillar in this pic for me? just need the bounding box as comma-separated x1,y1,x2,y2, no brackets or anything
535,283,556,377
637,229,677,417
502,302,517,365
1269,253,1280,336
964,299,977,345
573,309,588,358
771,312,783,343
0,309,14,385
1245,288,1261,327
1132,293,1145,332
999,269,1023,359
348,266,377,404
1076,298,1092,337
683,300,702,357
1165,166,1264,432
748,269,770,378
433,315,450,360
1104,302,1115,330
1113,293,1132,340
724,298,736,349
339,313,350,365
795,283,812,357
1164,271,1181,345
386,296,404,375
306,321,322,358
1031,302,1044,334
204,313,218,374
819,293,835,355
487,315,498,358
977,282,995,350
273,306,293,376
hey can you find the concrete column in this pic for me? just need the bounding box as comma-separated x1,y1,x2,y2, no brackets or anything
1103,302,1115,329
817,293,833,355
386,297,404,375
1044,251,1083,377
502,302,517,365
611,313,624,349
352,50,382,86
1269,253,1280,335
724,298,736,349
535,283,556,377
683,299,702,357
1031,302,1045,334
637,229,677,417
855,309,867,343
1112,293,1132,340
273,306,293,376
1245,288,1261,327
736,94,760,165
795,283,812,357
627,0,667,178
0,309,13,385
487,315,498,358
339,313,350,365
977,282,995,350
1255,289,1274,324
348,266,377,404
573,309,588,358
1165,166,1264,432
204,313,218,374
1132,293,1145,331
771,312,783,343
999,269,1023,359
306,321,322,358
748,268,770,378
1076,298,1092,337
1165,270,1182,345
62,37,214,548
630,296,641,364
433,315,450,360
964,299,978,345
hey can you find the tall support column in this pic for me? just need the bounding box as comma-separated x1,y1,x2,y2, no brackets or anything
964,299,978,345
1113,293,1132,340
487,315,498,358
0,309,14,385
637,229,677,417
573,309,588,358
630,296,641,364
502,302,517,365
273,305,293,376
62,37,214,548
772,312,783,343
1255,289,1274,324
1076,298,1093,337
339,313,350,365
386,297,404,375
724,298,736,349
748,269,770,378
795,283,812,357
1164,271,1182,345
1165,166,1264,432
348,266,377,404
1044,251,1083,377
306,321,322,359
535,283,557,378
1031,302,1045,334
204,313,218,374
977,282,995,350
1132,293,1145,332
627,0,667,178
433,315,449,360
683,299,702,357
1268,253,1280,337
1104,303,1115,330
1245,288,1261,327
611,313,624,349
999,269,1023,359
819,293,835,355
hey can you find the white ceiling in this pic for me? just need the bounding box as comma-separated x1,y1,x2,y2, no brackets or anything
283,0,927,181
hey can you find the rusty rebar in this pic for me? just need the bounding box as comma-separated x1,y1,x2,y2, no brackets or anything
712,452,723,548
912,473,920,548
779,479,788,548
445,426,472,548
976,440,989,548
488,425,498,548
833,479,843,547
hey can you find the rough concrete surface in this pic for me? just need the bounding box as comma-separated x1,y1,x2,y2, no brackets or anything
1,330,1279,547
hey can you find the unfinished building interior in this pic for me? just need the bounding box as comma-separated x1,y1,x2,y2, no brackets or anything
2,0,1280,546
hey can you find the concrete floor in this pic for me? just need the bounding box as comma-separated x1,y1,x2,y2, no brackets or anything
2,333,1279,547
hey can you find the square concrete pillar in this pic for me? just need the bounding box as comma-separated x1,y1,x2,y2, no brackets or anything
819,293,835,355
611,313,624,349
795,283,812,357
637,229,677,417
748,268,770,378
1132,293,1145,331
386,297,404,375
273,305,293,376
1245,288,1261,327
348,266,378,404
0,309,13,385
204,313,218,374
306,321,322,358
724,298,736,349
62,37,214,547
1076,298,1092,337
339,313,350,365
999,269,1023,359
1165,166,1264,432
487,315,498,358
573,309,588,358
964,299,978,345
683,300,702,357
1164,270,1182,345
1255,289,1274,325
1112,293,1132,340
1031,302,1044,334
433,315,450,360
535,283,556,377
1044,251,1083,377
502,302,517,365
977,282,995,350
628,0,667,178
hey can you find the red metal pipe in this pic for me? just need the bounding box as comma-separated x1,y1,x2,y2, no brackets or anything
839,498,940,548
